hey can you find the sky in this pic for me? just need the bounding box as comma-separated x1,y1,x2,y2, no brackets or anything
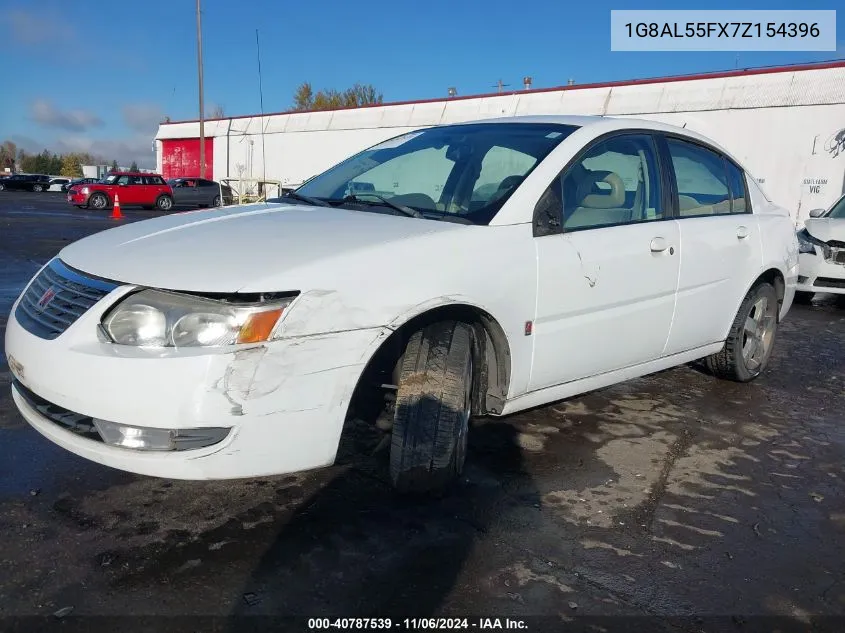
0,0,842,168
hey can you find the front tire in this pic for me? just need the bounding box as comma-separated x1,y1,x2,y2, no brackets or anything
156,195,173,211
32,184,43,192
706,282,779,382
89,193,108,210
0,183,5,191
212,195,222,207
390,321,474,493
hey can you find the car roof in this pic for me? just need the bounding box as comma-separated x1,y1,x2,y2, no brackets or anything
108,171,163,176
461,115,740,164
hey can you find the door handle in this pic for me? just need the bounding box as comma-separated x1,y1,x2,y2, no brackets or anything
737,225,750,239
650,237,669,252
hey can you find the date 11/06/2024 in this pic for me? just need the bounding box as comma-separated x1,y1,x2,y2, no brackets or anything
624,22,820,39
308,618,529,630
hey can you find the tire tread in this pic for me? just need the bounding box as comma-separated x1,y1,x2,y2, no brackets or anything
390,321,473,493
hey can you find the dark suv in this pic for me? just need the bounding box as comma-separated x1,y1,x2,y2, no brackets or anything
0,174,52,192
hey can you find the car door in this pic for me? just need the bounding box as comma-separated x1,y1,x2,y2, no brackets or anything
114,175,141,205
659,135,763,355
143,175,165,205
529,132,681,391
198,179,219,205
182,179,202,206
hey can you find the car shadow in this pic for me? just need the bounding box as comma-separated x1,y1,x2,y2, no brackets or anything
224,395,539,626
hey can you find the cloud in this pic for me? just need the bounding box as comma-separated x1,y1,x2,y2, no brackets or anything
30,99,103,132
2,9,75,46
122,104,164,134
54,135,155,169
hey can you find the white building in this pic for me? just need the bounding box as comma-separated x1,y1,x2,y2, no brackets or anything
155,60,845,224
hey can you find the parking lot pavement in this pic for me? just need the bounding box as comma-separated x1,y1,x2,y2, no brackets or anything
0,192,843,628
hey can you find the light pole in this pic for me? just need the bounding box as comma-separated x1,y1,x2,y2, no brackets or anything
196,0,205,178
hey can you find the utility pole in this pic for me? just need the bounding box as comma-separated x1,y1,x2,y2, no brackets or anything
196,0,205,178
492,79,510,93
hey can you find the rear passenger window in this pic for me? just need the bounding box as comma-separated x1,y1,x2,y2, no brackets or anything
559,134,664,230
666,139,731,217
725,160,749,213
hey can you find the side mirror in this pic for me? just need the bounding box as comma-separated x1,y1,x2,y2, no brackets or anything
808,208,826,218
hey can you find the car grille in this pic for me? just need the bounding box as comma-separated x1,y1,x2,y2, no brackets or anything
814,277,845,289
12,380,103,443
14,259,118,340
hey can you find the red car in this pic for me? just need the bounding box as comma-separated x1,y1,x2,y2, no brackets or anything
67,172,174,211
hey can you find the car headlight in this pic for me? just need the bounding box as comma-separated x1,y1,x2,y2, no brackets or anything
101,289,296,348
80,186,89,194
796,229,828,256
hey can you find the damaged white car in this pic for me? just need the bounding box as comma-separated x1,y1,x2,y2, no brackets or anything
5,116,798,492
796,193,845,301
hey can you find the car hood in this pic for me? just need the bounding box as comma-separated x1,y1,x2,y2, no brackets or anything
804,217,845,243
58,203,464,293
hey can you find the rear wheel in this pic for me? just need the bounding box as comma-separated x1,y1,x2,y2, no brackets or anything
212,194,222,207
390,321,474,493
706,282,779,382
89,193,108,210
156,195,173,211
32,184,43,192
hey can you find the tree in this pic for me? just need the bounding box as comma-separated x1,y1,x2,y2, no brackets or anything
111,159,119,171
61,153,83,178
0,140,17,171
129,160,139,171
291,82,382,111
50,153,62,175
293,82,314,110
20,152,38,173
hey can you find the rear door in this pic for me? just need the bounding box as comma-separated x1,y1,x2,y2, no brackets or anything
661,135,763,354
198,179,219,205
530,132,681,391
143,175,167,205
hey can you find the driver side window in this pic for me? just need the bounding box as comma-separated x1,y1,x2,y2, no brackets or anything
536,134,664,234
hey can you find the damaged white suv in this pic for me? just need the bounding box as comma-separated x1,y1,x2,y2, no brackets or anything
5,116,798,492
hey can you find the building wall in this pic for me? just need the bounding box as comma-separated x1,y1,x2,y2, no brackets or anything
156,63,845,223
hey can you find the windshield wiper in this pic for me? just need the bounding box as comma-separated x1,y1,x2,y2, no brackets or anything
341,193,422,218
282,191,333,208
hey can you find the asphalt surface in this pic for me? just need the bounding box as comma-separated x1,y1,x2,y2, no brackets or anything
0,190,843,632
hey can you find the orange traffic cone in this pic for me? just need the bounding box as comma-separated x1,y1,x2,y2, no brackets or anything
111,194,123,219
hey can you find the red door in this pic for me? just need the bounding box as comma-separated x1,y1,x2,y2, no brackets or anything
161,138,214,179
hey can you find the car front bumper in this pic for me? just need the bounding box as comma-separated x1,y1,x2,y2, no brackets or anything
67,192,88,205
796,251,845,295
5,290,388,480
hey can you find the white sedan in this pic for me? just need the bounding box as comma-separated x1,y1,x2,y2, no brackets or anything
796,193,845,300
5,116,798,493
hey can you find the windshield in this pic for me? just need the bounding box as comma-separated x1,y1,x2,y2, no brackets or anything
827,194,845,219
295,122,580,225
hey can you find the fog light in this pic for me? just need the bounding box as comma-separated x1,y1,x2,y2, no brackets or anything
93,419,230,451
